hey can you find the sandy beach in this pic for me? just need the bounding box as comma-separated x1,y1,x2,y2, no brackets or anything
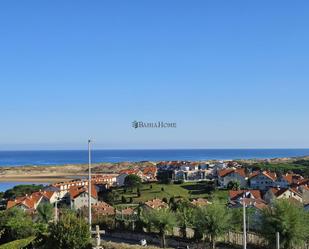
0,161,155,184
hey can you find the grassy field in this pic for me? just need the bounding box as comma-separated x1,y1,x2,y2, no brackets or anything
112,181,228,206
0,236,35,249
101,241,172,249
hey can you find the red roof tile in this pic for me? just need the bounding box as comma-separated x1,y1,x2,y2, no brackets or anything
229,190,262,201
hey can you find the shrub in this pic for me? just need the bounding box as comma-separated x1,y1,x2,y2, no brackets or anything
44,211,90,249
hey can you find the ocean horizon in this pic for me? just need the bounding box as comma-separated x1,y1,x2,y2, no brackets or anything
1,149,309,167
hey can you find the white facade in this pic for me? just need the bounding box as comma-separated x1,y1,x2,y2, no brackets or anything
71,192,98,210
274,176,290,188
250,174,275,190
218,172,247,188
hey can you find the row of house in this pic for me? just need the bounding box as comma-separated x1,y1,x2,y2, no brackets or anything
217,168,307,191
156,160,214,182
116,166,157,186
6,174,120,211
216,166,309,215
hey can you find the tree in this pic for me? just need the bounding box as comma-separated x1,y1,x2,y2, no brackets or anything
143,208,177,248
3,184,45,199
137,188,141,197
121,195,126,203
37,203,54,224
176,200,194,238
227,180,240,190
229,207,255,232
193,202,231,249
45,211,91,249
124,175,142,190
260,199,309,249
105,190,120,205
168,196,178,211
0,208,37,244
157,171,172,184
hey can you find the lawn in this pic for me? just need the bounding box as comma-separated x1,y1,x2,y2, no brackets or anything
112,181,228,206
0,236,35,249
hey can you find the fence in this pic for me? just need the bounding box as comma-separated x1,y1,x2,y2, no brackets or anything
105,226,309,249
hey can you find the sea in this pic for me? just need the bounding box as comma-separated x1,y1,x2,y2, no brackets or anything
1,149,309,191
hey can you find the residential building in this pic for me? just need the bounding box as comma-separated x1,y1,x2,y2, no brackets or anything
191,198,211,207
218,168,247,188
249,171,277,190
264,187,303,203
68,185,98,210
142,198,168,210
7,190,58,211
91,201,115,216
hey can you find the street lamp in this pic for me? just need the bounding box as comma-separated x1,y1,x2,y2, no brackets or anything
243,193,247,249
54,193,60,223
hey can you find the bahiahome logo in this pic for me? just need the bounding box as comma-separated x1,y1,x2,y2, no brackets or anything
132,121,176,129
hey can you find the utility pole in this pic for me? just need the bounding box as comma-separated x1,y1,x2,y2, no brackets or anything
54,193,60,223
88,139,92,232
243,194,247,249
276,232,280,249
54,197,58,223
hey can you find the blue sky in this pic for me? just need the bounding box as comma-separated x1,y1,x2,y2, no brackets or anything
0,1,309,150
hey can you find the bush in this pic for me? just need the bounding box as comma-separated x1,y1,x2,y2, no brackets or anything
0,208,37,244
121,196,126,204
44,211,90,249
173,180,184,184
260,199,309,249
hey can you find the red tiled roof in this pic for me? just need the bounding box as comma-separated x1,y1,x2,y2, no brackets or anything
229,190,262,201
269,187,288,197
92,201,115,216
191,198,211,207
249,171,276,181
143,167,157,175
218,168,246,178
119,169,140,175
218,169,234,177
69,185,97,200
296,178,309,186
144,198,168,209
268,187,302,198
6,189,56,210
7,196,36,210
119,207,135,215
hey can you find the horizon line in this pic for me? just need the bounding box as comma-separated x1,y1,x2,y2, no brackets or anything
1,147,309,152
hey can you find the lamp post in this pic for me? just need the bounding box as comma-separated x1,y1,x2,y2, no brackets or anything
88,139,92,232
243,194,247,249
54,195,60,223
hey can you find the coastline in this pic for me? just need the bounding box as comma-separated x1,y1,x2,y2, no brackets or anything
1,155,309,183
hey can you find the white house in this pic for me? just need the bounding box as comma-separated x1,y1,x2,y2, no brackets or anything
264,187,303,204
69,186,98,210
249,171,277,190
218,168,247,188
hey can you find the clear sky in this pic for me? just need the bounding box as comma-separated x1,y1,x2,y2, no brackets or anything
0,1,309,150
